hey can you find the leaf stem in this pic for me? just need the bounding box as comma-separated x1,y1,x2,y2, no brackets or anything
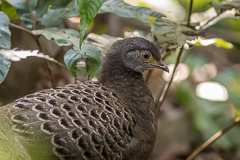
186,117,240,160
187,0,194,26
9,23,33,35
156,46,184,117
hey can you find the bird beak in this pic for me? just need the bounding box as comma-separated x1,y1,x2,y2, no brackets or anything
152,60,169,72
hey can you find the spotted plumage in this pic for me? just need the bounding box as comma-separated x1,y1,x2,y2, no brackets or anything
0,37,169,160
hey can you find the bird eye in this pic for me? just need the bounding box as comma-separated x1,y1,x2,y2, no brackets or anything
141,51,151,59
137,50,155,63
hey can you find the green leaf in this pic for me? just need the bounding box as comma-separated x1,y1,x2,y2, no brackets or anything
41,1,78,27
1,0,19,20
187,37,233,49
210,0,240,14
99,0,165,23
64,42,102,78
0,49,66,68
151,19,197,47
82,43,102,78
64,49,81,76
76,0,107,48
5,0,76,28
32,28,80,50
0,12,11,49
0,54,11,84
0,12,11,84
99,0,194,48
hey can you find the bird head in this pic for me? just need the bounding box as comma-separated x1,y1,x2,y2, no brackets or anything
109,37,169,73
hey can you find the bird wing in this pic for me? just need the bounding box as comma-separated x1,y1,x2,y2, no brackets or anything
0,82,135,160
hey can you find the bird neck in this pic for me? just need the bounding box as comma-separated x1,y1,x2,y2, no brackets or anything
98,56,156,115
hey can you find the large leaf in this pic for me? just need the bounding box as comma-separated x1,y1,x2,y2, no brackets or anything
151,19,197,47
99,0,195,48
32,28,80,50
0,12,11,49
0,12,11,84
5,0,77,28
41,1,78,27
76,0,107,48
99,0,165,23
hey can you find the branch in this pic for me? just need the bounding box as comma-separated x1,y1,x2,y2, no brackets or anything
156,46,184,117
187,0,194,26
186,117,240,160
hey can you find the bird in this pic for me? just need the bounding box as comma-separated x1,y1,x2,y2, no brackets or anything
0,37,169,160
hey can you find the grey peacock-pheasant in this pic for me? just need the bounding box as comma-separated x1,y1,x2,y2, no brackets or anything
0,37,169,160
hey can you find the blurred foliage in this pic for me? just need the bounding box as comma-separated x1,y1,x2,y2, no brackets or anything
0,0,240,159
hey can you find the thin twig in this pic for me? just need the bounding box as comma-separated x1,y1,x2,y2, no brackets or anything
187,0,194,26
9,23,33,35
186,117,240,160
156,46,184,117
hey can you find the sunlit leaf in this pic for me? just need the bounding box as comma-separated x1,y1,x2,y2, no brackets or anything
191,7,239,30
1,0,19,20
76,0,107,48
187,37,233,49
147,15,157,25
234,109,240,119
0,49,66,68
